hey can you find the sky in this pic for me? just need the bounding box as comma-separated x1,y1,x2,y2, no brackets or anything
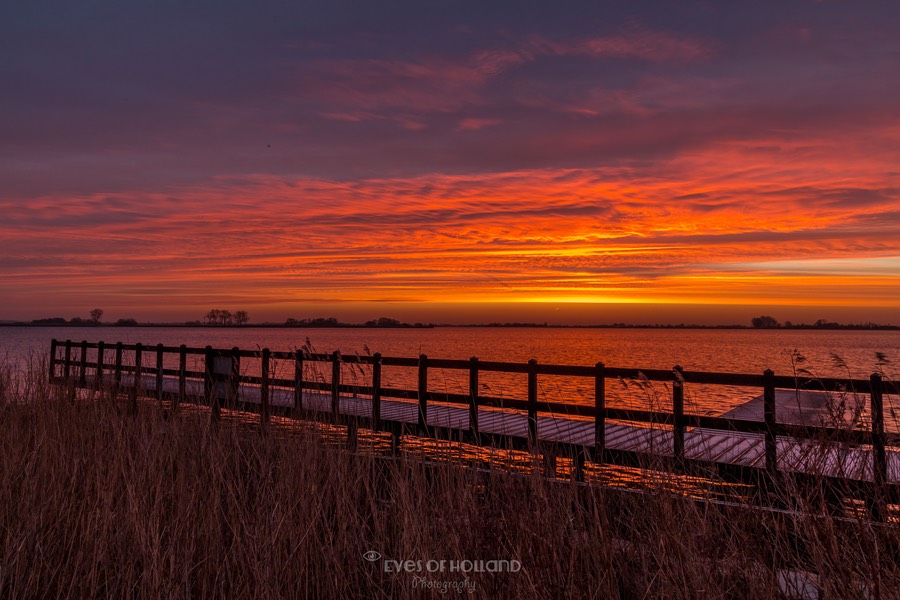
2,1,900,325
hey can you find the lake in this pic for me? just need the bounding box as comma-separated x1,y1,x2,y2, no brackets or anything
3,326,899,422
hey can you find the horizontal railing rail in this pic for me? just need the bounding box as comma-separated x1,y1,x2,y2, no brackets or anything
51,340,900,392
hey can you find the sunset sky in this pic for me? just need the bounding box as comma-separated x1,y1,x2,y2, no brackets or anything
2,1,900,325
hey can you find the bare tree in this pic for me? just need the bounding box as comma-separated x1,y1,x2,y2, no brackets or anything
219,310,233,326
234,310,249,326
89,308,104,324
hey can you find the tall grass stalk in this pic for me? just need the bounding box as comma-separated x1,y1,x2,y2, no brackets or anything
0,363,897,598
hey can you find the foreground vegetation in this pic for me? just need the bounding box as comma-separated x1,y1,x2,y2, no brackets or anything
0,362,898,599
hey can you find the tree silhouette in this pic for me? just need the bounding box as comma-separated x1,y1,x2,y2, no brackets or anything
751,315,780,328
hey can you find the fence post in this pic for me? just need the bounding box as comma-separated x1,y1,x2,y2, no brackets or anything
527,359,538,449
331,351,341,420
177,345,186,410
114,342,123,395
294,349,304,414
764,369,777,482
95,341,105,390
79,340,88,388
64,340,75,400
134,343,143,391
418,354,428,435
372,353,382,431
469,357,479,443
131,343,142,414
870,373,887,521
204,346,217,423
156,344,164,406
260,348,270,426
673,365,685,469
63,339,72,381
49,339,58,383
230,347,241,408
595,362,606,463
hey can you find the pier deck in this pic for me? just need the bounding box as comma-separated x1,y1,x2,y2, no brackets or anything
108,373,900,484
50,338,900,519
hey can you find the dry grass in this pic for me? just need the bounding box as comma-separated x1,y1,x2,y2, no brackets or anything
0,363,898,599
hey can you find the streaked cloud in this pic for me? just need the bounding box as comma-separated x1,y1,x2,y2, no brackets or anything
1,1,899,322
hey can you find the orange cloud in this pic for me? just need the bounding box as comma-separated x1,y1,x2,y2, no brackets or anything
2,134,899,322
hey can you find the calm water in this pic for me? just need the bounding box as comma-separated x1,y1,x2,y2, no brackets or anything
3,326,899,421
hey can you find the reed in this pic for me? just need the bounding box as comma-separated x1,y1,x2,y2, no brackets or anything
0,360,897,599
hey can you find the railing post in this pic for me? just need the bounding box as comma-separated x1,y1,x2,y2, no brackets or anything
260,348,271,426
79,340,88,388
95,341,105,390
527,359,538,449
870,373,887,521
63,339,72,381
673,365,685,468
156,343,164,406
595,362,606,463
134,343,143,391
331,350,341,420
469,356,479,443
204,346,217,422
764,369,777,481
64,340,75,400
230,347,241,408
293,349,304,414
418,354,428,435
131,343,142,414
114,342,123,395
372,353,382,431
177,344,186,410
49,339,58,383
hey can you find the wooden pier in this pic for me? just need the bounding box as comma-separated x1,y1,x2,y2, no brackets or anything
49,339,900,516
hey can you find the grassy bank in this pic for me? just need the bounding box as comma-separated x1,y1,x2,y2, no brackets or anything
0,364,897,598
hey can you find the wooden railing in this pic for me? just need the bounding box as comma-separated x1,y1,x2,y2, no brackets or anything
49,339,899,517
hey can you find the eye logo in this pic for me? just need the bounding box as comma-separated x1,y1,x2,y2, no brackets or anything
362,551,382,562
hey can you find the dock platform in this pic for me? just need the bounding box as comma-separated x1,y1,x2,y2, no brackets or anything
50,339,900,518
105,372,900,484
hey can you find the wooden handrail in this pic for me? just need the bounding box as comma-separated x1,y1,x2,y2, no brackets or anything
48,339,898,448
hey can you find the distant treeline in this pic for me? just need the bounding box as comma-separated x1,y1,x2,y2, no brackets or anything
26,317,138,327
17,315,434,329
749,315,899,330
283,317,433,328
8,314,898,330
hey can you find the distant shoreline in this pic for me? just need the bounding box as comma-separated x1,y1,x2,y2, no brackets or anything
2,322,899,331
